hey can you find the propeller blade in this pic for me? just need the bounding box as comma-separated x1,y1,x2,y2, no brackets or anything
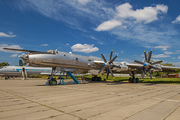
101,53,107,63
147,50,152,62
106,68,109,79
109,55,118,64
144,51,147,62
142,68,146,79
98,66,106,74
149,65,161,71
108,66,114,77
133,60,144,65
142,71,145,79
148,69,152,79
110,50,113,61
150,60,163,65
149,72,152,79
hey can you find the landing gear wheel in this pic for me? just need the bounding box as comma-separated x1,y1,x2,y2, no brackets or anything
49,79,57,85
129,78,132,83
135,78,139,83
133,78,136,83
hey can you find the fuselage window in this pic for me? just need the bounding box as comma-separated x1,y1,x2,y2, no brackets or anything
76,58,78,61
64,54,66,57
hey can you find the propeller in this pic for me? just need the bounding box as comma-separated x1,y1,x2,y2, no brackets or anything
133,50,164,79
98,50,118,79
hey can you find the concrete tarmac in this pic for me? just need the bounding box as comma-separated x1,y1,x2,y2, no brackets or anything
0,78,180,120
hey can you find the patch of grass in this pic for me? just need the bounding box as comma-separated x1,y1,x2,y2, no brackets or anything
84,75,180,84
140,78,180,84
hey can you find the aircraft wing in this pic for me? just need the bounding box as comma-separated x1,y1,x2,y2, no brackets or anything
127,62,180,72
3,48,53,54
126,62,142,70
161,65,180,72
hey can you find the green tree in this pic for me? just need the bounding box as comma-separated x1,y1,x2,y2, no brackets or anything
0,62,9,67
19,59,23,66
160,63,175,67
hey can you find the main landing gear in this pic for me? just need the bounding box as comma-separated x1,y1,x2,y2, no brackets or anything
129,71,139,83
92,76,101,81
48,78,57,85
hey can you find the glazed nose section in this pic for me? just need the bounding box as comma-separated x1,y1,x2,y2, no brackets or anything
19,54,29,63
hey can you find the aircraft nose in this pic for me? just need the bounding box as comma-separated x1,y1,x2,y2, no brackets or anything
19,54,29,63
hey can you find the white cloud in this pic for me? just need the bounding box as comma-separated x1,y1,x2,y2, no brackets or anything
66,43,69,46
121,50,124,53
178,56,180,59
90,36,97,40
98,41,104,45
95,20,122,31
154,46,170,50
95,3,168,31
0,32,16,37
172,57,175,59
164,51,173,54
172,15,180,24
116,3,168,24
152,54,170,58
71,43,99,53
0,44,23,53
78,0,91,5
14,0,113,32
40,44,48,46
174,50,180,54
10,54,18,57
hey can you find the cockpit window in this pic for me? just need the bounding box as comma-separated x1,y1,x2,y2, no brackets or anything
46,50,56,54
24,55,29,58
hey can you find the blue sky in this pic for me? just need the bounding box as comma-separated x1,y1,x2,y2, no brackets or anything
0,0,180,66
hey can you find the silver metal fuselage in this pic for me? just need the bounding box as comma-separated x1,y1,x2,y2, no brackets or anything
22,51,103,72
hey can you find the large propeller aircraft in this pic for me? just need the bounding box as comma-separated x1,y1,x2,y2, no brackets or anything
3,48,180,85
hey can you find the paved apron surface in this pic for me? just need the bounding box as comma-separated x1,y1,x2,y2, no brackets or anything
0,78,180,120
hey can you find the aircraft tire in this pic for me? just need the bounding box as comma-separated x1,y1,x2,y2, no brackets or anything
133,78,136,83
129,78,132,83
51,80,57,85
49,79,57,85
136,78,139,83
